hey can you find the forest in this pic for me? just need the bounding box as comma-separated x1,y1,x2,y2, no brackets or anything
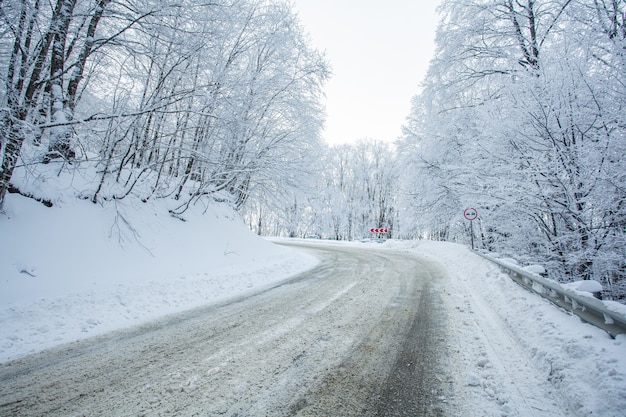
1,0,625,300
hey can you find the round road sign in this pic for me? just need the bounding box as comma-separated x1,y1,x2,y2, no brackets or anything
463,208,478,221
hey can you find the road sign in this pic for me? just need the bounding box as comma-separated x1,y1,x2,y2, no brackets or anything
369,228,388,233
463,208,478,221
463,208,478,250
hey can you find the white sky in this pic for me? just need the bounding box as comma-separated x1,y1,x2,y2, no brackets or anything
292,0,441,145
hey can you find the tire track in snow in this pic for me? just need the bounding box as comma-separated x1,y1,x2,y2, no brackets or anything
288,253,449,417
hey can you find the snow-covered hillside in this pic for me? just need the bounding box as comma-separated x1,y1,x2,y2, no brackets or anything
0,192,317,362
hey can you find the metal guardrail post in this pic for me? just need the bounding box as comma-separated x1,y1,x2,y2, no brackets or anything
474,251,626,338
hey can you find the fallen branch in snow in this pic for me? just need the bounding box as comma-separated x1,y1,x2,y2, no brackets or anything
7,184,53,207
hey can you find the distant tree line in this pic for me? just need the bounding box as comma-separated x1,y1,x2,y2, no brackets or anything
242,140,399,240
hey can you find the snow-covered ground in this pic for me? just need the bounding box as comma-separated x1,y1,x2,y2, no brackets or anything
1,191,625,416
383,239,626,417
0,193,318,362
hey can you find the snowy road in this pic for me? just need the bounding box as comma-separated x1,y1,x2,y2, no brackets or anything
1,242,576,416
0,243,447,416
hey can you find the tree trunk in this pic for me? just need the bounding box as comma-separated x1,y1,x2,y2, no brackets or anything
0,116,25,210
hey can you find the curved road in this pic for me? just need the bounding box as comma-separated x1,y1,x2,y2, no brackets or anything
0,243,449,416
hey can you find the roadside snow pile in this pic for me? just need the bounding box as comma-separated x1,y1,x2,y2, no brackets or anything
383,239,626,417
523,264,547,276
496,257,520,266
0,191,317,363
563,280,604,297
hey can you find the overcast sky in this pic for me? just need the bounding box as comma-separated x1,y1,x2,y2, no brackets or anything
292,0,441,145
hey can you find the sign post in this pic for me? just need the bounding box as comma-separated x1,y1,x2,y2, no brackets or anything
463,208,478,249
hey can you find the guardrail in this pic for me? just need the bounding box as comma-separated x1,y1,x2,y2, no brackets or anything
474,252,626,338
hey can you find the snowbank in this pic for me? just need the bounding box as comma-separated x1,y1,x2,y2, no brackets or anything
563,280,604,295
382,239,626,417
0,193,317,362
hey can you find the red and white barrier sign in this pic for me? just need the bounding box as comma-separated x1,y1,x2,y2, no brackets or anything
369,228,388,233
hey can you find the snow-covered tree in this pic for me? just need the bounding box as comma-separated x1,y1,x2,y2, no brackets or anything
0,0,329,217
0,0,133,207
400,0,626,298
